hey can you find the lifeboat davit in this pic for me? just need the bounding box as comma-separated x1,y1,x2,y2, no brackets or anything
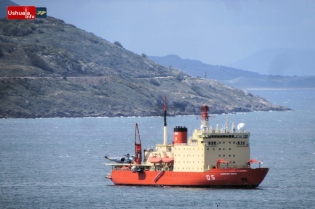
148,156,162,163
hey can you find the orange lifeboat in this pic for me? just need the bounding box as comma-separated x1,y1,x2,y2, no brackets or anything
162,156,174,163
148,156,162,163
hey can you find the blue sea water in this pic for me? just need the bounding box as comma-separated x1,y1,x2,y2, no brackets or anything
0,89,314,209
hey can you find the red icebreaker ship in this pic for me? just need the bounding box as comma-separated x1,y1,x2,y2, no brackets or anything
105,97,268,188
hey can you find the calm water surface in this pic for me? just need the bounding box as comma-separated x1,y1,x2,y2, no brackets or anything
0,89,314,208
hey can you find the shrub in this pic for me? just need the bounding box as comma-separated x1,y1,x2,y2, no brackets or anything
141,53,147,58
149,78,160,86
2,24,34,36
175,74,184,81
114,41,123,48
26,51,53,72
191,85,202,96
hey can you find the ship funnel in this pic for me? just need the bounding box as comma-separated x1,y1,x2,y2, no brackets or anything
173,126,187,144
200,105,209,129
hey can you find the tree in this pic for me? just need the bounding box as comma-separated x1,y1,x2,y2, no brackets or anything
114,41,123,48
141,53,147,58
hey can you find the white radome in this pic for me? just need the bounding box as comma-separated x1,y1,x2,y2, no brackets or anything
237,123,245,130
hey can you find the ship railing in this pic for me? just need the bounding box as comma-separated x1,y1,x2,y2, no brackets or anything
112,166,131,171
202,129,248,134
237,144,249,147
173,143,198,146
173,143,187,146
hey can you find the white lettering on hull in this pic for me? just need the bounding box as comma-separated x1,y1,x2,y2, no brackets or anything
220,173,237,175
206,174,215,180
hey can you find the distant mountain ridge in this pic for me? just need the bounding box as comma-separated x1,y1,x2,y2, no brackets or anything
148,55,261,80
148,54,315,89
228,48,315,76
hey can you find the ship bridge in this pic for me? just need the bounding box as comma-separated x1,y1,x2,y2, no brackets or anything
172,109,251,172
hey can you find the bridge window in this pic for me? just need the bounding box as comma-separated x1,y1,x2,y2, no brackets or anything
237,141,245,145
208,141,217,146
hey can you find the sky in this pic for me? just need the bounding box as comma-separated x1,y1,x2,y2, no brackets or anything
12,0,315,66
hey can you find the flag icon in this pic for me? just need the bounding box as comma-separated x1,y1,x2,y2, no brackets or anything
36,7,47,18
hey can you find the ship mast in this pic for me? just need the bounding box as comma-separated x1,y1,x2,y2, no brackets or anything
134,123,142,164
163,95,168,145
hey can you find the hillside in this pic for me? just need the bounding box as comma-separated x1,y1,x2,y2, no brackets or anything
149,55,315,89
0,17,289,118
0,0,18,18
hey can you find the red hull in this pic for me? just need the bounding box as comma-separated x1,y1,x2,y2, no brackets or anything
108,168,269,188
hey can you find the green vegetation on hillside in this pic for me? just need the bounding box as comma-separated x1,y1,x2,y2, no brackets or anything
0,17,289,118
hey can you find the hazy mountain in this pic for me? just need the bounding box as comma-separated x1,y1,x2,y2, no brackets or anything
0,17,289,118
149,55,261,80
228,48,315,76
149,54,315,89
